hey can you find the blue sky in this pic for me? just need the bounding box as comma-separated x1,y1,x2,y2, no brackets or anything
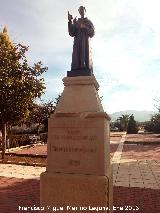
0,0,160,113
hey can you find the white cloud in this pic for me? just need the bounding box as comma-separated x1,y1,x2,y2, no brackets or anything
100,73,160,113
1,0,160,112
42,76,64,101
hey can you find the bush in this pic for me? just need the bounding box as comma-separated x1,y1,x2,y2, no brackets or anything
9,134,34,148
144,113,160,133
40,133,48,143
144,121,154,132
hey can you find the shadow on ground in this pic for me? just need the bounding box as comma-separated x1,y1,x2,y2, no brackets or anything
0,177,160,213
0,177,39,213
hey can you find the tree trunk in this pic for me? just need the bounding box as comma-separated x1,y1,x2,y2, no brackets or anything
37,123,40,136
1,122,7,160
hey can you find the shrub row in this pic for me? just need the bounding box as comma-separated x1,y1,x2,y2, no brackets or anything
8,133,48,148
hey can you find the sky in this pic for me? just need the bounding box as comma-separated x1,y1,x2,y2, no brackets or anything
0,0,160,113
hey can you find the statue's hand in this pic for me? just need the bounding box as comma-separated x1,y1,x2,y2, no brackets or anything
73,16,77,24
68,11,73,21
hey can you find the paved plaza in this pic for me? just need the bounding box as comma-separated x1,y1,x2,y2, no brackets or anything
111,133,160,189
0,133,160,212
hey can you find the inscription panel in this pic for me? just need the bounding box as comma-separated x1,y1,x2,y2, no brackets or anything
47,116,110,175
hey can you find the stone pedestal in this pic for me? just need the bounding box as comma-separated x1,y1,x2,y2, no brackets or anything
40,76,113,212
55,76,103,113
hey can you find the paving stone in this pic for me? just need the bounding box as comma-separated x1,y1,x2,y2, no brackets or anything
114,181,130,187
130,182,144,188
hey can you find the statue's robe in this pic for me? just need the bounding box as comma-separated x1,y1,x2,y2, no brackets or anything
68,17,95,71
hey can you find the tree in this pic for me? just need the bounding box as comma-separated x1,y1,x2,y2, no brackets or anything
144,113,160,133
42,94,61,132
116,114,130,131
127,114,138,134
26,94,61,133
0,27,47,159
143,98,160,133
153,97,160,111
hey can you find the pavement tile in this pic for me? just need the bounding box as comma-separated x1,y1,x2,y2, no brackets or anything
117,170,130,175
114,181,130,187
130,182,144,188
117,178,130,183
130,178,143,182
142,176,155,181
155,177,160,182
113,134,160,192
144,183,159,189
0,164,46,179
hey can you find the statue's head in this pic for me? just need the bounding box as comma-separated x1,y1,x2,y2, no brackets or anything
78,6,86,18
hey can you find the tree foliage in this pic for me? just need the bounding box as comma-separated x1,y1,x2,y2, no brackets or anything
0,27,47,159
144,113,160,133
127,114,138,134
144,98,160,133
26,95,61,133
113,114,130,131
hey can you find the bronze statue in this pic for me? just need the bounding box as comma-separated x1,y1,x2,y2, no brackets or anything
68,6,95,76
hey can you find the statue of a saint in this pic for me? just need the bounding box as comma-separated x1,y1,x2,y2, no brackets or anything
68,6,95,76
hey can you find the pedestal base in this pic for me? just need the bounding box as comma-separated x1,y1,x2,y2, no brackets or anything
40,171,113,213
40,75,113,212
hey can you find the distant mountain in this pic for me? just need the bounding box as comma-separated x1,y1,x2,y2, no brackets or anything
110,110,157,122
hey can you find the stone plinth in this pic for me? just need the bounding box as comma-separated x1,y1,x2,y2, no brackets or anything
40,76,113,212
55,76,103,113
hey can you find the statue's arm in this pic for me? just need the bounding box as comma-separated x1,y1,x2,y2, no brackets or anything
68,21,76,37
